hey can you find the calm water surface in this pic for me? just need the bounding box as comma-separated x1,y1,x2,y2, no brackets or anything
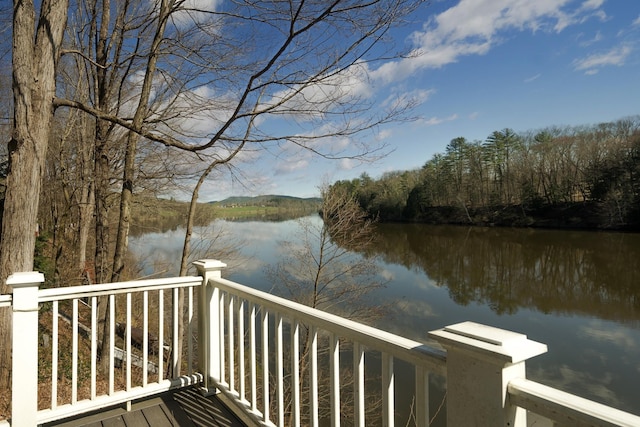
129,215,640,417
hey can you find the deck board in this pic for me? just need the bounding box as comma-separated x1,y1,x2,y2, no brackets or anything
140,406,173,427
120,410,147,427
43,387,248,427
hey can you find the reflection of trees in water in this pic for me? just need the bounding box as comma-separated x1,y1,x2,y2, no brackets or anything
367,224,640,321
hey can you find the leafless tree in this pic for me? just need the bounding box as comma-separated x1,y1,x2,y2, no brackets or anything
265,185,387,423
0,0,69,389
1,0,425,388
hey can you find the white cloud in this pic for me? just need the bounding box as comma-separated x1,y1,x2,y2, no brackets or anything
573,45,632,74
579,0,605,12
262,61,374,122
524,73,542,83
171,0,223,28
370,0,606,83
579,30,603,47
338,158,357,171
281,122,358,157
245,0,610,136
376,129,393,141
418,113,458,127
163,85,235,137
633,15,640,26
275,159,309,175
380,88,435,112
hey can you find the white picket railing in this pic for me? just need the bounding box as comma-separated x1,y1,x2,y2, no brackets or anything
208,274,447,427
205,262,640,427
7,270,205,426
3,259,640,426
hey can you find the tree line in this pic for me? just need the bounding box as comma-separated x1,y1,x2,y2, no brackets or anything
330,116,640,230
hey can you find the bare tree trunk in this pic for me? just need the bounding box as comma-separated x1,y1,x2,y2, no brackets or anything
175,117,251,374
111,0,174,282
94,0,114,367
78,181,95,273
175,160,218,376
95,142,111,366
0,0,69,389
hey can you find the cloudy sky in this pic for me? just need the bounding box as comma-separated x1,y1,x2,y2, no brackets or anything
195,0,640,201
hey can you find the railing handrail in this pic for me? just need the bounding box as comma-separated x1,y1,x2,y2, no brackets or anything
211,276,447,375
36,374,203,425
0,294,11,308
5,260,640,427
508,377,640,427
6,271,206,427
37,275,202,302
211,274,640,426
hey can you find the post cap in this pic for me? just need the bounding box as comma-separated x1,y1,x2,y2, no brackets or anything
6,271,45,288
193,259,227,270
429,321,547,364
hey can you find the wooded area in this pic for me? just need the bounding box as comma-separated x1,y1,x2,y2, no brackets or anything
331,116,640,230
0,0,423,391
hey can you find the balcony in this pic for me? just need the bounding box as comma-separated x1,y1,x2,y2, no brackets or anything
1,259,639,426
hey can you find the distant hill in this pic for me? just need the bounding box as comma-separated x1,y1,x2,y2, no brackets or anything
210,195,322,206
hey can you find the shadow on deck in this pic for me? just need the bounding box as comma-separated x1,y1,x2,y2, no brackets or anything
43,387,251,427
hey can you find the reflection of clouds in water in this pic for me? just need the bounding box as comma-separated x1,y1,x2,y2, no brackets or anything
374,297,438,341
129,229,186,276
411,274,438,292
130,228,185,253
394,298,436,318
219,219,299,243
579,321,639,350
528,364,619,408
380,261,439,293
129,222,243,277
128,218,307,283
230,255,265,277
380,268,395,281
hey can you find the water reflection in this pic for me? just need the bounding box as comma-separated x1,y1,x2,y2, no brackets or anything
371,224,640,322
129,217,640,416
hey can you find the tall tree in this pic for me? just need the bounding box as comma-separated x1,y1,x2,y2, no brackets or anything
0,0,69,389
485,128,520,204
445,136,468,195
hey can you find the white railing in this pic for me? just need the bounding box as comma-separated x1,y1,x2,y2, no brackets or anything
205,262,640,427
3,259,640,426
209,274,447,427
6,269,206,426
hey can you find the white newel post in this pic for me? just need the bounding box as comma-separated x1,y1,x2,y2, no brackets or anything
194,259,226,394
9,271,45,427
429,322,547,427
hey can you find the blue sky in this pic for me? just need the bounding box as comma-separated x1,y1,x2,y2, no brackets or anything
197,0,640,201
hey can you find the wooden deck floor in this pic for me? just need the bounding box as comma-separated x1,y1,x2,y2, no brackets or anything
44,387,250,427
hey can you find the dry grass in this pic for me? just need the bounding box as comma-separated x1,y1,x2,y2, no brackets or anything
0,390,8,421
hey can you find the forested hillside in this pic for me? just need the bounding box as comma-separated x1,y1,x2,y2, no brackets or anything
330,116,640,230
211,195,321,208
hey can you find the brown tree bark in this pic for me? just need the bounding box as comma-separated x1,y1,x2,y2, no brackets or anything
110,0,174,283
0,0,69,389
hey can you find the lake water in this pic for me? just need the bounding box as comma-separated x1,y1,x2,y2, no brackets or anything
129,214,640,418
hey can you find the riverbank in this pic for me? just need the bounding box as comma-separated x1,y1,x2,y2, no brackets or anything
401,201,640,231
